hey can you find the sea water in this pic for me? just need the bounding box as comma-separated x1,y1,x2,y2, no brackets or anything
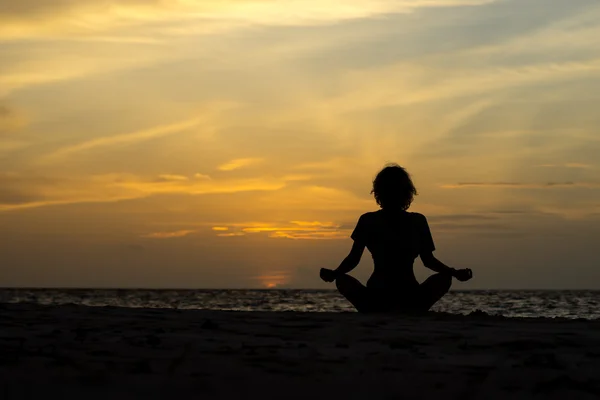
1,289,599,319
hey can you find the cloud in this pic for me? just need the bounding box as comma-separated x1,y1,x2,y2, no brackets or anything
325,59,600,118
213,220,352,240
0,172,144,212
40,117,205,164
0,45,172,96
288,220,340,228
110,174,288,197
537,163,594,169
211,226,229,231
282,4,600,125
194,173,211,180
535,204,600,220
565,163,594,169
0,172,296,212
0,103,26,134
142,229,196,238
441,182,600,189
427,214,498,222
268,231,350,240
156,174,189,182
0,0,497,41
0,140,28,153
426,222,511,232
217,158,263,171
0,195,140,212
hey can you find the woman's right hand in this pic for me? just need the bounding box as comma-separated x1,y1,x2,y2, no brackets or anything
453,268,473,282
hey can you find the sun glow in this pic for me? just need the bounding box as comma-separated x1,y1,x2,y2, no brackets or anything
256,273,290,289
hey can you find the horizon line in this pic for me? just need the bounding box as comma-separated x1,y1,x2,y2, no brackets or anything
1,287,599,291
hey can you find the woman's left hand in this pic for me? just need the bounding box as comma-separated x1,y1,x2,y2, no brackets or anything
320,268,337,283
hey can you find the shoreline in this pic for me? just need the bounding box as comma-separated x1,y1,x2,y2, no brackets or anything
2,300,600,320
2,303,600,399
3,287,600,291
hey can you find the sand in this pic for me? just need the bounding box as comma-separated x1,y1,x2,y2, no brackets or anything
1,303,600,399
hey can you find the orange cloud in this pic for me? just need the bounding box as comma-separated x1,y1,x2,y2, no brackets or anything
156,174,189,181
214,220,351,240
269,231,350,240
216,232,245,237
565,163,594,169
217,157,263,171
441,182,600,189
41,117,204,163
0,0,496,41
537,163,594,169
142,229,196,238
0,172,296,213
289,220,340,228
0,104,27,134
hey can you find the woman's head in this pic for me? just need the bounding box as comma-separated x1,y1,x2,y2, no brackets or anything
371,163,417,210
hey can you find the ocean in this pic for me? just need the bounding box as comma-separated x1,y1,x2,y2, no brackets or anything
1,289,598,319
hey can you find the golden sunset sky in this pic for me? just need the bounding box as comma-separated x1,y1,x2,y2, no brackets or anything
1,0,599,289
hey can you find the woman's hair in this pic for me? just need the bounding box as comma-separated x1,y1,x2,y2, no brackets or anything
371,163,417,210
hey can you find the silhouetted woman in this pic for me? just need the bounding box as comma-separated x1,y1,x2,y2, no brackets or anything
320,164,473,313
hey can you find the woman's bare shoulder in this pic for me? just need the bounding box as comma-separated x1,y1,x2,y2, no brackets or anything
408,211,429,223
360,210,381,217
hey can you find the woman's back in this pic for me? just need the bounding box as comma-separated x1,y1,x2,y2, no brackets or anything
351,209,436,290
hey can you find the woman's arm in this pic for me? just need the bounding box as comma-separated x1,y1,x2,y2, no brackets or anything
334,241,366,275
420,252,456,275
320,241,365,282
421,252,473,281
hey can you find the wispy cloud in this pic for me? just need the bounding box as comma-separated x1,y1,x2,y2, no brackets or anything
537,163,594,169
0,140,29,153
213,220,351,240
441,182,600,189
216,232,245,237
268,231,350,240
0,173,294,212
142,229,196,239
0,0,497,41
217,158,263,171
0,194,141,212
288,220,340,228
40,117,204,164
0,103,26,134
0,46,171,96
323,58,600,117
427,214,498,222
156,174,189,182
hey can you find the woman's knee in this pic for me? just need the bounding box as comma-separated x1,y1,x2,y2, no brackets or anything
434,272,453,292
335,273,351,292
443,273,453,291
335,273,363,295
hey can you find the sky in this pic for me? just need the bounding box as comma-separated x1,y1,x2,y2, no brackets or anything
1,0,599,289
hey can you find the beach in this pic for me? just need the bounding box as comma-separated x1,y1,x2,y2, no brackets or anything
1,303,600,399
